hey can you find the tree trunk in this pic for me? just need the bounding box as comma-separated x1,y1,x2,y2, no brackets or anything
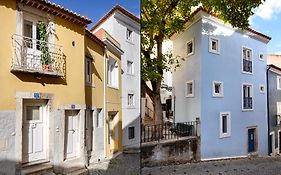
153,93,163,125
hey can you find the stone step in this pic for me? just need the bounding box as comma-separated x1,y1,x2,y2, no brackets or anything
67,168,88,175
21,163,54,175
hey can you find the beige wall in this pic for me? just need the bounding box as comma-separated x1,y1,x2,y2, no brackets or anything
268,54,281,68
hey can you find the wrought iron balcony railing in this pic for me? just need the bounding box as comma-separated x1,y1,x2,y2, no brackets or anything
243,59,252,73
11,34,65,77
243,97,253,109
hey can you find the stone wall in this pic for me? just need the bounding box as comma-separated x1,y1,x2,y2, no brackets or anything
141,136,199,167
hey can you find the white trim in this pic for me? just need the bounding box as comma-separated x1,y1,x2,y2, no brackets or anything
259,84,265,93
259,52,265,61
128,125,136,141
212,81,224,97
201,155,247,161
241,46,253,75
127,93,135,108
241,83,254,111
270,131,275,155
219,112,231,138
186,38,195,57
277,76,281,90
185,80,195,97
209,36,220,54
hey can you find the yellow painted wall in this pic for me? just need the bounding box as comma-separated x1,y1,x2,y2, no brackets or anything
0,1,86,110
105,50,123,156
84,36,104,108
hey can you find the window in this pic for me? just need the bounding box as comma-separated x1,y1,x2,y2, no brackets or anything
107,57,119,88
242,84,253,110
277,102,281,125
85,58,92,83
259,85,265,93
277,76,281,90
127,61,134,75
96,108,103,128
186,39,194,56
242,47,253,74
212,81,223,97
126,28,133,41
128,126,135,139
220,112,231,138
26,106,40,121
259,52,264,61
209,36,220,54
128,94,134,106
186,80,194,97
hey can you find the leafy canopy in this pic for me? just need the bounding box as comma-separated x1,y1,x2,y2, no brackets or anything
141,0,263,82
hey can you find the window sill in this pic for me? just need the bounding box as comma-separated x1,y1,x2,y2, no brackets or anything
127,106,136,109
126,40,134,45
212,94,224,98
219,134,230,139
187,52,194,58
127,73,135,76
242,71,253,75
242,109,254,112
186,95,194,98
209,50,220,55
107,85,119,90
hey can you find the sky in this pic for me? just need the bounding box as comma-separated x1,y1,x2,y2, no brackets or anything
50,0,280,54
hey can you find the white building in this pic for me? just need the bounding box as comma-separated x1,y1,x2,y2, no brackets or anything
91,5,140,150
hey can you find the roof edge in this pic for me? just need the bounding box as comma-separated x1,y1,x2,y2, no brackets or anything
85,29,106,48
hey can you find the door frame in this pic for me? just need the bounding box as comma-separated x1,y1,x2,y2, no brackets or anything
15,92,54,171
270,131,275,155
278,130,281,154
246,126,258,156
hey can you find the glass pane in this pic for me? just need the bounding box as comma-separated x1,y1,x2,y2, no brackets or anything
212,40,217,50
23,20,33,48
222,115,227,133
215,83,220,93
26,106,40,121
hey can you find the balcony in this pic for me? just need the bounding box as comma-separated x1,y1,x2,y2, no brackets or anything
243,59,252,73
11,34,65,77
243,97,253,109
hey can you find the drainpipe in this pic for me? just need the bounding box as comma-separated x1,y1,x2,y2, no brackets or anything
104,47,108,158
267,65,270,155
173,87,176,123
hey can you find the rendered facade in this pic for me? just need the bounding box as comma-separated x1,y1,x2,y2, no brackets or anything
171,8,271,160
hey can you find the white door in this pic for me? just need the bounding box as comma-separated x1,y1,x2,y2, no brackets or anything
22,101,47,163
65,110,79,159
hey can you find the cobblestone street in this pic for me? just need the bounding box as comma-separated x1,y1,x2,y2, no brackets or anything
88,153,140,175
142,157,281,175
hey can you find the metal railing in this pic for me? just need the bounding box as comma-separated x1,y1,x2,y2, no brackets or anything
243,59,252,73
142,121,199,143
11,34,65,77
243,97,253,109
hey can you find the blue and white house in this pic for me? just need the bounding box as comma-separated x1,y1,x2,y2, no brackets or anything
171,8,271,160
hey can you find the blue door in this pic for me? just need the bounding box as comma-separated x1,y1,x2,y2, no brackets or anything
248,128,255,153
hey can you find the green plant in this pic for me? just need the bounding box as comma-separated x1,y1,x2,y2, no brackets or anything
38,21,51,65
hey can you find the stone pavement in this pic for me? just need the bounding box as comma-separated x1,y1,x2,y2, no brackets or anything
88,153,140,175
142,156,281,175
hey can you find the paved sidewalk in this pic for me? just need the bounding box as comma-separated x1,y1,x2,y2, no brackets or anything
88,153,140,175
142,157,281,175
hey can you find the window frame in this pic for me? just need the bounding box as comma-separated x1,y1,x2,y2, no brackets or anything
259,84,265,93
259,52,265,61
242,83,254,111
277,76,281,90
126,28,133,42
127,60,134,75
128,93,135,107
219,112,231,138
186,80,195,98
85,57,92,84
241,46,253,75
212,81,224,97
128,126,135,140
107,57,119,89
209,36,220,54
186,38,194,57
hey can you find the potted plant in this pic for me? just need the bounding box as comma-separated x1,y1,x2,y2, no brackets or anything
38,21,52,71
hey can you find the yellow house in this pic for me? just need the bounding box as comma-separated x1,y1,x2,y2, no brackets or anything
0,0,95,174
94,28,123,158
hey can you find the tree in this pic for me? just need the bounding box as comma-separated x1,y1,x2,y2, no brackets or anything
141,0,263,124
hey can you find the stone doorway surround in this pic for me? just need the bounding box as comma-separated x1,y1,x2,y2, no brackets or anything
15,92,55,173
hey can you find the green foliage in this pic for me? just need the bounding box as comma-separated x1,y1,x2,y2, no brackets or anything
141,0,264,82
38,21,51,65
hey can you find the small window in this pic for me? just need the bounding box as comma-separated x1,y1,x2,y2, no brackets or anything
242,47,253,74
128,126,135,139
107,57,119,88
126,28,133,41
186,80,194,97
128,94,134,106
212,81,223,97
186,39,194,56
259,85,265,93
96,108,103,128
209,36,220,54
242,84,253,110
26,106,40,121
277,76,281,90
220,112,231,138
127,61,134,75
259,53,264,61
85,58,92,83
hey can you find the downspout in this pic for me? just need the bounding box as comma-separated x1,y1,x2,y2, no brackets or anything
104,47,108,158
267,65,270,155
